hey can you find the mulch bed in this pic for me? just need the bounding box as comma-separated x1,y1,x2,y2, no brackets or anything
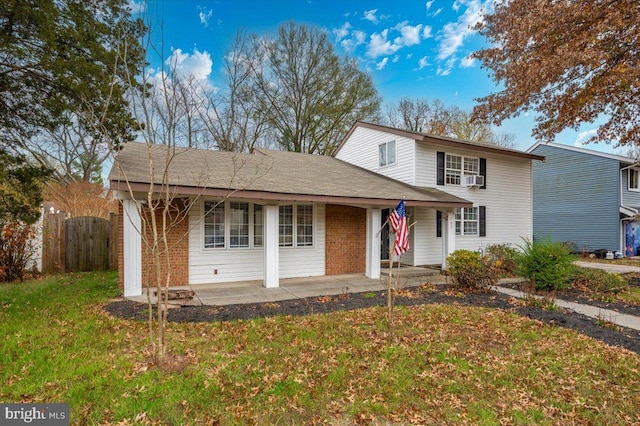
104,283,640,355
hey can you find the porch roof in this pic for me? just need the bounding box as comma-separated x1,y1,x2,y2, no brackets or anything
109,142,471,208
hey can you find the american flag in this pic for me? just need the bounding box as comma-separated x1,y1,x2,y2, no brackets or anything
389,200,409,255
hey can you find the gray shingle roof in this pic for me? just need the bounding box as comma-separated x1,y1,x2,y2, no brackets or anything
109,142,470,207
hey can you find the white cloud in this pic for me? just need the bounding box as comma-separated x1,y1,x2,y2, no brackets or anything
333,22,352,41
376,57,389,70
367,29,401,57
436,58,457,76
199,9,213,27
366,21,432,58
392,55,400,63
341,30,367,53
437,0,488,60
418,56,429,69
426,0,435,11
363,9,379,24
460,55,476,68
127,0,145,14
166,48,213,81
432,8,443,17
394,23,423,47
574,128,599,147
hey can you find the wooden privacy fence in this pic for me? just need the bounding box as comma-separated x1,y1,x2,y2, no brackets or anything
42,212,120,274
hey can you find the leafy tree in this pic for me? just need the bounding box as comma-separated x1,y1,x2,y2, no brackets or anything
1,0,146,178
385,97,515,147
250,22,380,155
0,149,51,224
472,0,639,146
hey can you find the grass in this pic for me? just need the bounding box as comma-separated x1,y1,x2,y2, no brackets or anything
2,273,640,424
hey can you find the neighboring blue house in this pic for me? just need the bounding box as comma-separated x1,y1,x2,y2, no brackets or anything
528,142,640,256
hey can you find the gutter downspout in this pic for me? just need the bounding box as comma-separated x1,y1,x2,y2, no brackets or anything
619,162,640,256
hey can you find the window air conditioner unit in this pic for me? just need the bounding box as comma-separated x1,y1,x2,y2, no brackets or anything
464,174,484,187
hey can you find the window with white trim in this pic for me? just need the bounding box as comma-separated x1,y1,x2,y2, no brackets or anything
446,154,479,185
378,140,396,167
297,204,313,246
629,168,640,191
204,201,225,248
253,204,263,247
204,201,314,249
279,205,294,247
455,207,478,236
229,202,249,248
279,204,314,247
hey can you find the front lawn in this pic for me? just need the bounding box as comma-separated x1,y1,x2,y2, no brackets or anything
1,272,639,424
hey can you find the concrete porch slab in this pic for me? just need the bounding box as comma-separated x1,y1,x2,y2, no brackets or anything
127,272,445,306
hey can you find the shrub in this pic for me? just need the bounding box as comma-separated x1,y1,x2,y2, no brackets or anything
517,238,575,291
446,249,497,291
566,266,628,294
0,222,38,282
485,243,519,276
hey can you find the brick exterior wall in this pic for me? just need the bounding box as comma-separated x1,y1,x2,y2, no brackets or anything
325,204,366,275
118,199,190,291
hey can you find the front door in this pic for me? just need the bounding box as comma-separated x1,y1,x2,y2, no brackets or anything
381,208,390,260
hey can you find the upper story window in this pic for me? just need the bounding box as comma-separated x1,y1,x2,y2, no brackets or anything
379,140,396,167
445,154,479,185
629,168,640,191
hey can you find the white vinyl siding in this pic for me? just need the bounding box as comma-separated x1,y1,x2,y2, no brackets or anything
189,199,325,285
334,126,415,185
415,143,533,257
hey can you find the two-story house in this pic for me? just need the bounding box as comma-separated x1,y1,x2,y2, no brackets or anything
528,142,640,256
334,121,544,266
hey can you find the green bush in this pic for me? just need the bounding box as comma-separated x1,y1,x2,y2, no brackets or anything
485,243,519,276
566,266,628,294
446,249,497,291
517,238,575,291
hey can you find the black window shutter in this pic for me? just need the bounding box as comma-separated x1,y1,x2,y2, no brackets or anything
479,158,487,189
436,210,442,238
479,206,486,237
437,152,445,186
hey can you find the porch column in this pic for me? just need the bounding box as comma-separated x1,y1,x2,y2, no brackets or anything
365,208,381,279
263,204,279,288
442,210,456,269
122,199,142,297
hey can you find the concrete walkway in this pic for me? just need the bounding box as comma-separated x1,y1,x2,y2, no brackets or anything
493,285,640,331
575,261,640,274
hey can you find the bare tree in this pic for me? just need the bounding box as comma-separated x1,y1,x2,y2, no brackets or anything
386,98,453,135
385,97,516,148
198,31,273,153
249,22,380,155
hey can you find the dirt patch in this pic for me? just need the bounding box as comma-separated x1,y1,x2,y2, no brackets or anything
103,284,640,355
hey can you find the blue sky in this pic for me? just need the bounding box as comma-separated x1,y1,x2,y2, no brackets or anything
127,0,616,154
